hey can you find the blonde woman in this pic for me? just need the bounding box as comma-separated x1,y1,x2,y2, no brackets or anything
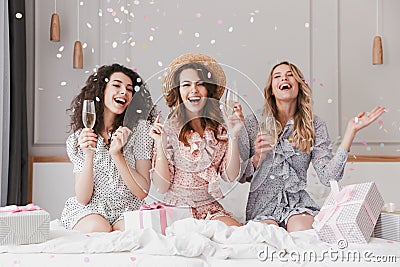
239,61,385,232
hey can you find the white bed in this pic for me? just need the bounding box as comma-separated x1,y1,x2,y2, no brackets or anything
0,218,399,267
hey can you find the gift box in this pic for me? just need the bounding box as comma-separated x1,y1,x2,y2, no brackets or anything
0,204,50,245
373,211,400,242
124,202,192,235
313,181,384,244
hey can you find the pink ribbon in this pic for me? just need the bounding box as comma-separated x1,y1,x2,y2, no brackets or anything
139,202,172,235
314,181,377,241
0,203,42,213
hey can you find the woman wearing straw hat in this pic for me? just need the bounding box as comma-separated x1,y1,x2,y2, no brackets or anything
149,53,243,226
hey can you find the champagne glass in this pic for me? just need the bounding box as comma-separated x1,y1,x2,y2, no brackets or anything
82,99,96,149
261,113,278,148
220,88,239,139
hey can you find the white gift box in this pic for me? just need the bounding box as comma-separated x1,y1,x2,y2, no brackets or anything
313,181,384,244
0,205,50,245
124,202,192,235
374,211,400,242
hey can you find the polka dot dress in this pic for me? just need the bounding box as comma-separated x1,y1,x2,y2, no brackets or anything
61,120,153,229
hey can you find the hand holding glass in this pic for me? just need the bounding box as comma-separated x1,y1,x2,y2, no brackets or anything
262,115,277,147
220,89,239,139
82,100,96,149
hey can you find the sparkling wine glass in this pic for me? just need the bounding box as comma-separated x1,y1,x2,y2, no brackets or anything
261,113,278,148
82,99,96,149
220,88,239,139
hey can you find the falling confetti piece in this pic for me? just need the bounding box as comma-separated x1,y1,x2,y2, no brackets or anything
60,81,67,86
311,173,316,177
50,255,55,259
137,78,141,83
157,61,163,67
86,22,92,29
114,18,120,23
82,43,87,48
134,85,140,92
327,99,333,104
210,39,216,45
57,96,62,101
98,9,103,17
105,78,109,82
319,83,324,87
80,1,83,6
217,19,223,24
194,32,200,38
196,13,201,18
130,257,136,262
130,42,136,47
269,175,275,179
349,167,355,171
207,72,211,79
149,36,154,41
366,146,371,151
38,87,44,91
96,97,100,102
196,44,200,47
344,116,348,121
15,13,23,19
83,257,90,263
126,57,131,62
228,26,233,32
379,143,384,148
112,42,118,48
250,17,254,23
274,25,278,31
142,45,147,49
107,8,114,13
362,140,368,146
305,22,310,28
134,0,140,5
91,48,95,53
59,46,64,52
378,120,383,125
136,109,142,113
56,53,62,58
178,30,183,35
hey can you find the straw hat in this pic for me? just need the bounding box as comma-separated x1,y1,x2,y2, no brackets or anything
162,53,226,100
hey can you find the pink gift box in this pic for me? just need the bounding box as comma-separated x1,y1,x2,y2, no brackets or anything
124,202,192,235
313,181,384,244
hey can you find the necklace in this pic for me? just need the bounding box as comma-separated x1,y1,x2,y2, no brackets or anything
103,129,113,149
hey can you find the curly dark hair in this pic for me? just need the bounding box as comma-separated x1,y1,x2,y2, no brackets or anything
165,62,226,145
67,64,156,135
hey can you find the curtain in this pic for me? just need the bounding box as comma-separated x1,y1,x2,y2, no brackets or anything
7,0,28,205
0,0,10,206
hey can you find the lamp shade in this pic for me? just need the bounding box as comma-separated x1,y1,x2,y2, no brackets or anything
50,13,60,42
372,36,383,65
73,41,83,69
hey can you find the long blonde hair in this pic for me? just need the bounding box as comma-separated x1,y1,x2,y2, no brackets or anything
263,61,315,153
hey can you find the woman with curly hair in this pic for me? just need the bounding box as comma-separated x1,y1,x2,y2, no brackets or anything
149,53,243,226
61,64,156,232
239,61,385,232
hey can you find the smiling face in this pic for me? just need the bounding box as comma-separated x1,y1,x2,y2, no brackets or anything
271,64,299,103
178,68,208,116
104,72,134,115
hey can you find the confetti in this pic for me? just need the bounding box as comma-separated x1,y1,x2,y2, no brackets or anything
38,87,44,91
134,85,140,92
83,257,90,263
366,146,372,151
114,18,120,23
194,32,200,38
149,36,154,41
157,61,163,67
136,109,142,113
210,39,216,45
250,17,254,23
15,13,23,19
98,9,103,17
130,42,136,47
57,96,63,101
228,26,233,32
305,22,310,28
96,97,100,102
130,257,137,262
91,48,95,53
59,46,64,52
207,72,211,79
86,22,92,29
274,26,278,31
327,99,333,104
60,81,67,86
80,1,83,6
112,42,118,48
56,53,62,58
378,120,383,125
107,8,114,13
105,78,109,82
178,30,183,35
379,143,385,148
319,83,324,87
126,57,131,63
196,13,201,18
137,78,142,83
134,0,140,5
217,19,223,24
82,43,87,48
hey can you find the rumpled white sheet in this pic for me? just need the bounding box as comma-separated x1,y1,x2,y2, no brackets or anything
1,219,399,261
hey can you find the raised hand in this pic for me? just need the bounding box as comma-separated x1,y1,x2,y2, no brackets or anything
347,106,386,134
222,102,244,138
149,115,164,146
109,126,132,155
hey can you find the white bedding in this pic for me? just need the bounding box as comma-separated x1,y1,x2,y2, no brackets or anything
0,219,399,267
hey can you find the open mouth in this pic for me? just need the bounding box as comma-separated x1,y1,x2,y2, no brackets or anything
188,96,201,103
114,97,127,105
279,83,292,90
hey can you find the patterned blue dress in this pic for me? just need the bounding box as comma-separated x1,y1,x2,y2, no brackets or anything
238,110,348,225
